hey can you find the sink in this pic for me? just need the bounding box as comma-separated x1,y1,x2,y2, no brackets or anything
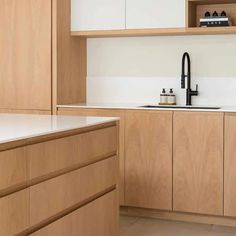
139,105,221,110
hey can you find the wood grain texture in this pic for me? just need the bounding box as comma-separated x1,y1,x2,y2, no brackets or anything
57,108,125,205
173,112,224,216
56,0,87,105
30,190,118,236
224,114,236,217
27,126,117,181
30,156,118,226
0,148,26,195
0,189,29,236
125,110,173,210
0,0,51,110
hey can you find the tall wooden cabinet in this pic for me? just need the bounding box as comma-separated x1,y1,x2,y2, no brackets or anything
173,112,224,216
0,0,51,111
125,110,172,210
0,0,86,113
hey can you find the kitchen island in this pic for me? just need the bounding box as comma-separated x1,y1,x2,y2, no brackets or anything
0,114,119,236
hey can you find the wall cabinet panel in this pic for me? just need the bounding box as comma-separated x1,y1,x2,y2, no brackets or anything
126,0,185,29
71,0,126,31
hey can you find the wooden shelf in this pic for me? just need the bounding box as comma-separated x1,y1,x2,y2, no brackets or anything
71,26,236,38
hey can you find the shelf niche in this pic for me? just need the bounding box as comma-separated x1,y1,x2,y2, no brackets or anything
187,0,236,27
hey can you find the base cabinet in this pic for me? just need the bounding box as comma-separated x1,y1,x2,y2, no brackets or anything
224,114,236,217
57,108,125,205
125,110,172,210
30,190,118,236
173,112,224,216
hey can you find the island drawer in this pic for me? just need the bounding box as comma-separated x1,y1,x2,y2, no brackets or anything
30,156,118,226
0,147,27,195
30,190,118,236
27,126,117,181
0,189,29,236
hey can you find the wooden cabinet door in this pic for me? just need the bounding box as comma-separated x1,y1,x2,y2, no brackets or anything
0,0,51,110
126,0,185,29
125,110,172,210
57,108,125,205
173,112,224,216
224,114,236,217
71,0,125,31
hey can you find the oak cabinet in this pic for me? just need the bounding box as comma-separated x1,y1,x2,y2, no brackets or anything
125,110,173,210
173,112,224,216
71,0,126,31
57,108,125,205
126,0,185,29
0,0,52,110
0,0,86,113
224,114,236,217
30,190,118,236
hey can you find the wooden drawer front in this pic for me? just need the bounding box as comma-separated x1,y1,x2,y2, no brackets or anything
30,190,118,236
0,189,29,236
28,126,117,180
0,147,26,194
30,156,118,226
58,108,125,206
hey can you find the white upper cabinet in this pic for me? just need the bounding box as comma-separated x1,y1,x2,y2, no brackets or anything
126,0,186,29
71,0,126,31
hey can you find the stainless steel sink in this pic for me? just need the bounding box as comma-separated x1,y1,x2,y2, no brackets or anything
139,105,221,110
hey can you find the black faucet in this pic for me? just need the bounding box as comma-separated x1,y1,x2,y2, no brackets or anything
181,52,198,106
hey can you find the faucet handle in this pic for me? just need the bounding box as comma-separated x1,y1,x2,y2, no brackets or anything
196,84,198,92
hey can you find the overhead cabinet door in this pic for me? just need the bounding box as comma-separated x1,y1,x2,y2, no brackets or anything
71,0,126,31
126,0,185,29
0,0,52,110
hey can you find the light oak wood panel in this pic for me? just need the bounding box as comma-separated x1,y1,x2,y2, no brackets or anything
30,190,118,236
0,189,29,236
0,0,52,110
224,114,236,217
121,206,236,227
56,0,87,106
173,112,224,216
125,110,173,210
57,107,125,205
0,147,26,195
71,26,236,38
27,126,117,181
30,156,118,226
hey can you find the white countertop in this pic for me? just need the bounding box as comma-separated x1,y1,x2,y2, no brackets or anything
0,114,118,145
57,102,236,113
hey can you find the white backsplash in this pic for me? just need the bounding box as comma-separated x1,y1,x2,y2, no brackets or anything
87,35,236,106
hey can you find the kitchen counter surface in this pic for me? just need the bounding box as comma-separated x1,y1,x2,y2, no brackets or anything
57,103,236,113
0,113,118,145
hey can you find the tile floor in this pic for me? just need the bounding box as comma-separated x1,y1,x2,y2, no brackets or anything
120,215,236,236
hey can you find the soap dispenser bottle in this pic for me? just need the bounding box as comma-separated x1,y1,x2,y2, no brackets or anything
160,88,168,104
167,88,176,105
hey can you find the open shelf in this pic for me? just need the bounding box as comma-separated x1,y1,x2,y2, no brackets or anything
187,0,236,27
71,26,236,38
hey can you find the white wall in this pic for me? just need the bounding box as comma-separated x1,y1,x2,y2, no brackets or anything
87,35,236,106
